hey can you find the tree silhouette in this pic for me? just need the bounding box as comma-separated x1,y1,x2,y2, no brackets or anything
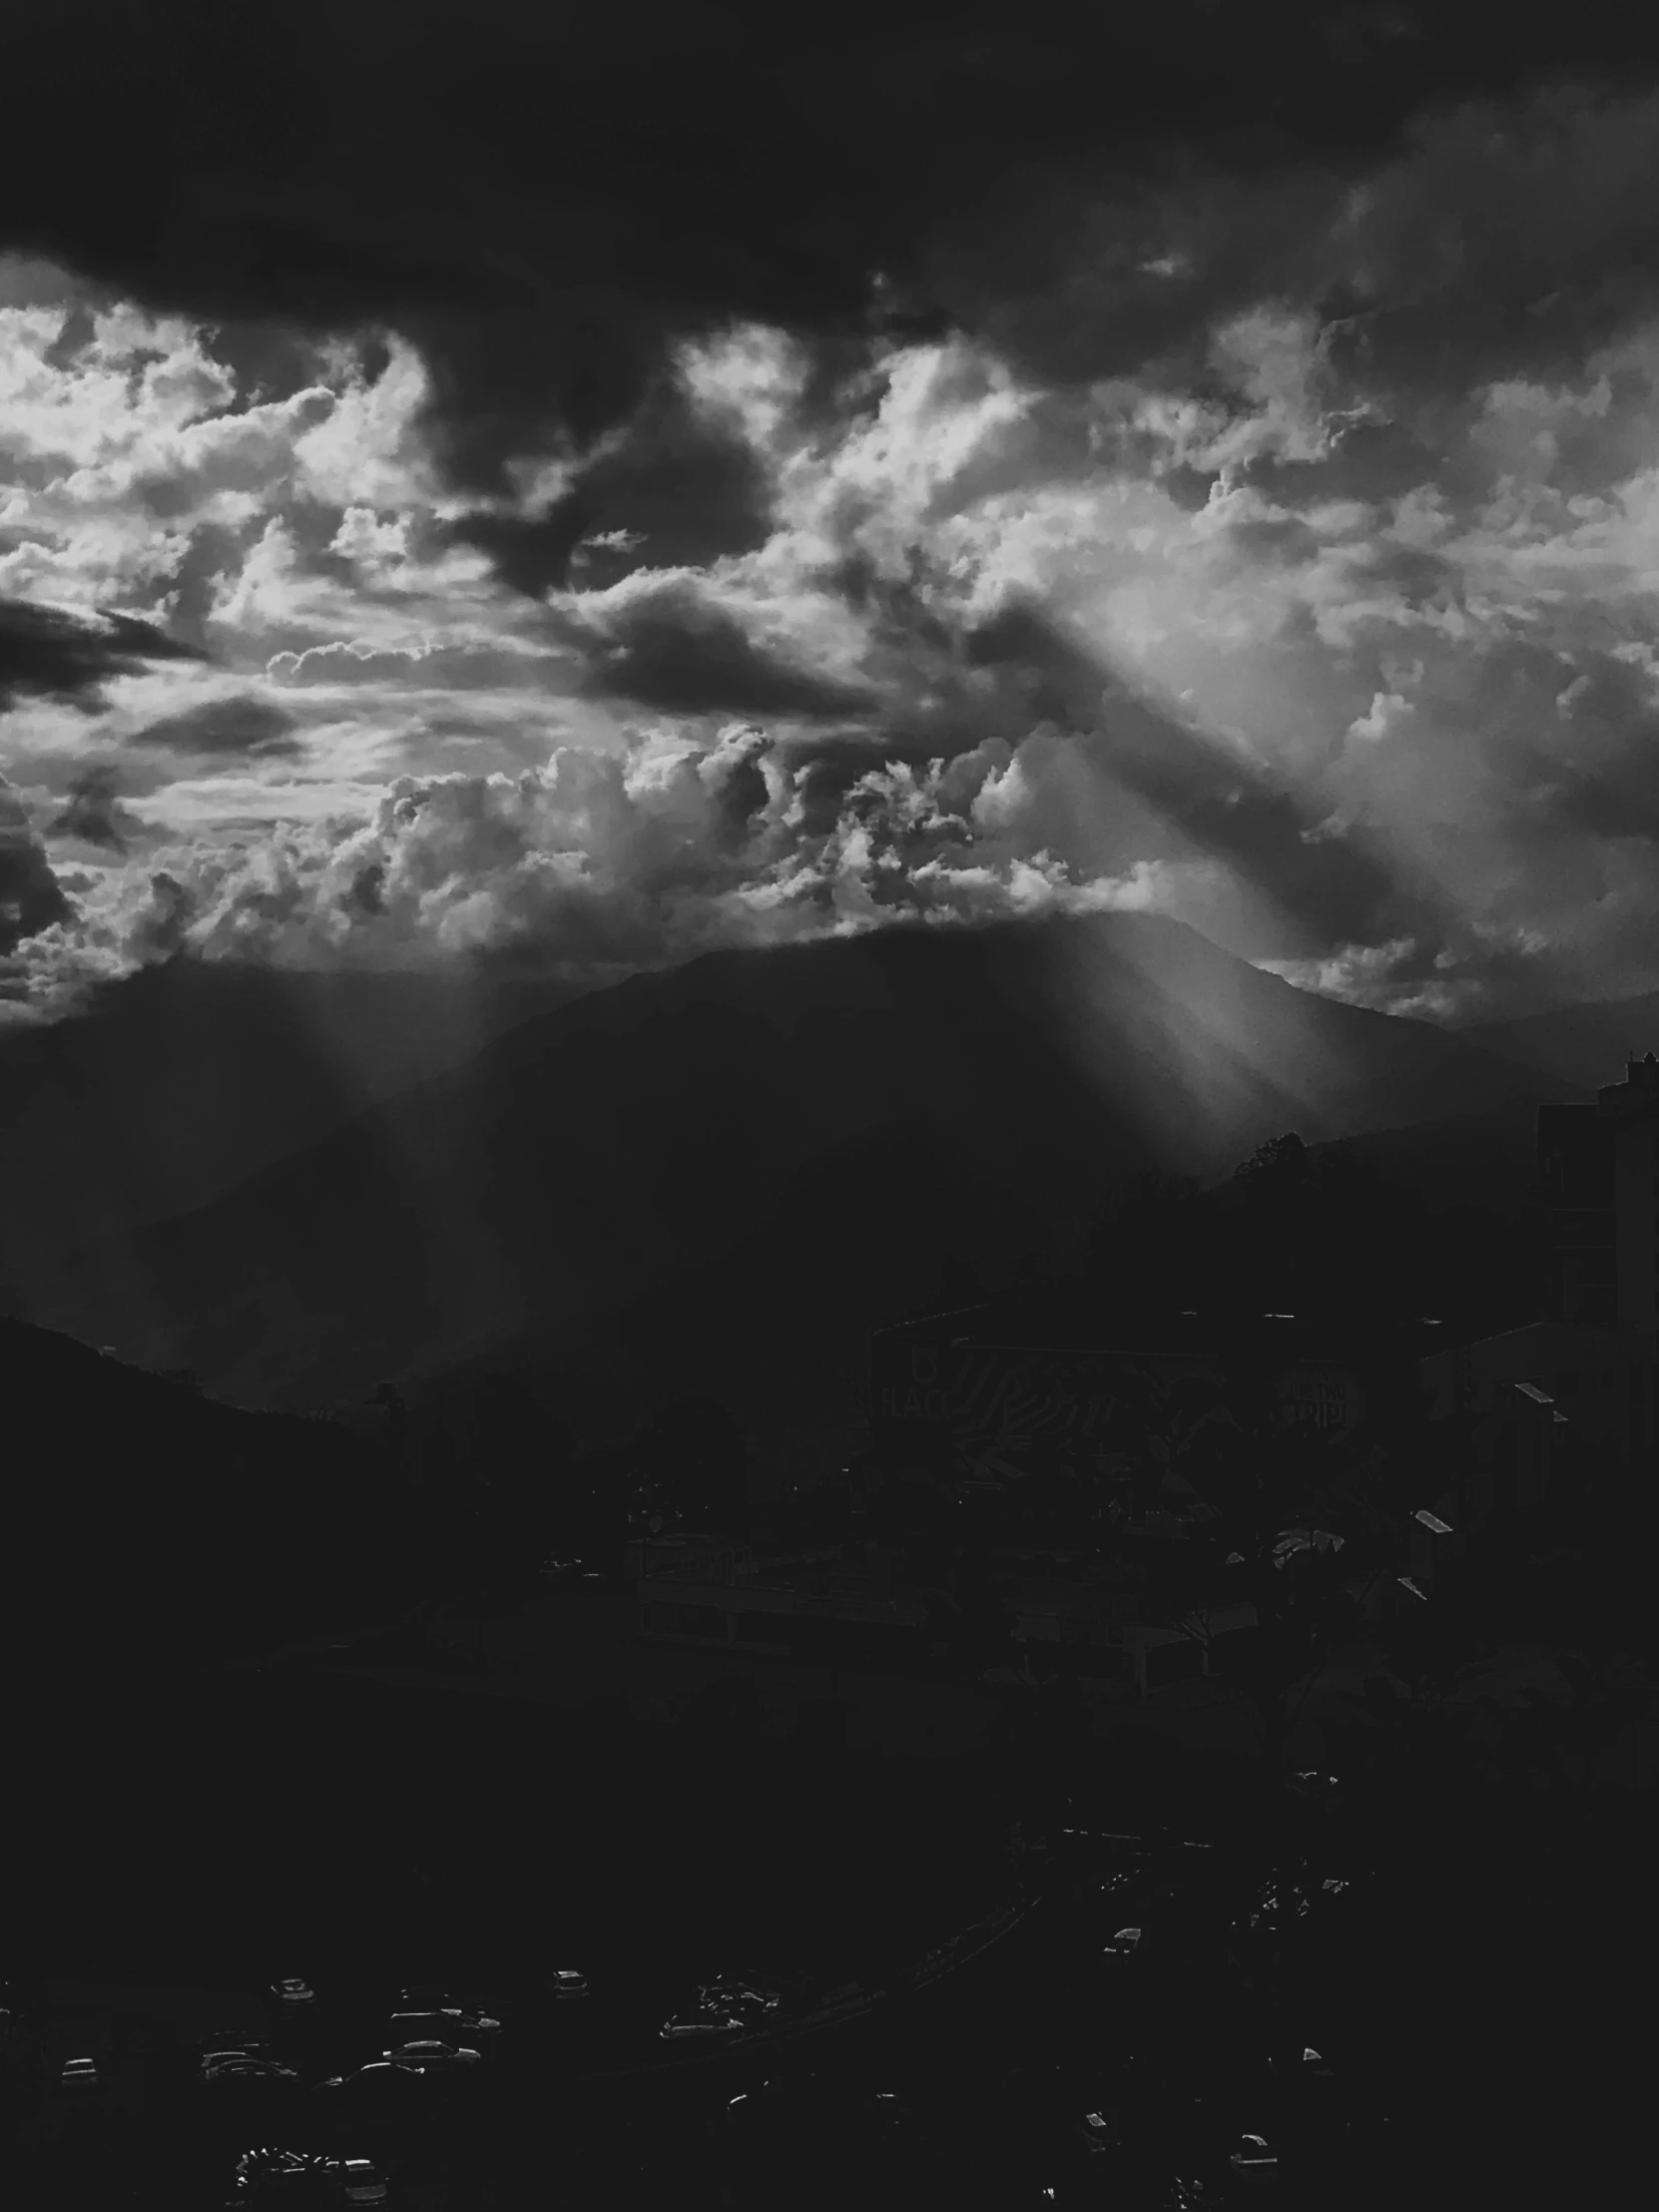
627,1394,754,1533
1133,1383,1408,1782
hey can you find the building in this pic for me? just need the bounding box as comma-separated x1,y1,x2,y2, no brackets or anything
1430,1058,1659,1528
1537,1053,1659,1345
624,1531,1261,1709
866,1298,1435,1499
1420,1319,1648,1517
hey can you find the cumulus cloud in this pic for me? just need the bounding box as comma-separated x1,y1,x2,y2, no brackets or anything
15,34,1659,1024
0,774,73,955
558,572,878,720
0,725,1169,1019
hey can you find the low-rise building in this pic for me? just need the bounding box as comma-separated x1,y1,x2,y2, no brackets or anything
625,1532,1259,1701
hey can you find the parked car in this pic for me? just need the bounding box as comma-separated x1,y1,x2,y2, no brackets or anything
1079,2106,1124,2155
201,2033,275,2063
546,1969,589,1999
1227,2133,1279,2184
698,1978,780,2017
393,1985,452,2011
233,2148,372,2205
390,2006,500,2044
233,2147,326,2197
204,2058,302,2086
1286,1772,1340,1801
317,2060,427,2094
270,1979,316,2009
660,2011,742,2040
334,2157,389,2205
58,2056,99,2092
381,2039,481,2073
202,2046,274,2072
1100,1928,1144,1958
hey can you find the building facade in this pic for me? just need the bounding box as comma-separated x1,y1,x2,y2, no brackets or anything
869,1309,1369,1494
1538,1053,1659,1354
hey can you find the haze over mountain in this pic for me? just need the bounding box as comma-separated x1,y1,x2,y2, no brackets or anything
0,957,589,1276
7,913,1578,1446
1456,988,1659,1096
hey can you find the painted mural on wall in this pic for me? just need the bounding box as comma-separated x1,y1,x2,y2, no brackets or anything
870,1338,1360,1486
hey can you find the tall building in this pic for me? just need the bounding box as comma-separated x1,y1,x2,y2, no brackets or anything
1424,1057,1659,1519
1539,1053,1659,1345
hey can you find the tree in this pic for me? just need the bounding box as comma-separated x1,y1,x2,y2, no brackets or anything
627,1395,754,1533
1133,1396,1404,1784
469,1372,575,1534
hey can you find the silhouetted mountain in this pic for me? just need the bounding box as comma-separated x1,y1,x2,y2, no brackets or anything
7,914,1577,1437
1458,988,1659,1094
1307,1094,1550,1218
0,955,586,1273
0,1318,422,1680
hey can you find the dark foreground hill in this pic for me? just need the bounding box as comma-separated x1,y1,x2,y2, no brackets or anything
7,912,1577,1437
0,1318,421,1680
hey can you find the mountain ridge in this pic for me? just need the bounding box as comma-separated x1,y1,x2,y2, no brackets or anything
7,911,1578,1431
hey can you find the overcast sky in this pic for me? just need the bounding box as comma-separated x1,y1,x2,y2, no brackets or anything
6,5,1659,1024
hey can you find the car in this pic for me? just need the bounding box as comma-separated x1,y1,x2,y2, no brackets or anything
335,2158,389,2205
203,2058,302,2086
390,2006,500,2043
698,1978,780,2017
270,1979,316,2009
1228,2133,1279,2183
233,2147,327,2197
201,2032,275,2062
381,2038,482,2072
1286,1772,1339,1800
546,1969,589,1999
317,2060,428,2093
59,2055,99,2091
394,1985,453,2011
1078,2106,1124,2154
202,2046,273,2071
1100,1928,1143,1957
660,2010,743,2039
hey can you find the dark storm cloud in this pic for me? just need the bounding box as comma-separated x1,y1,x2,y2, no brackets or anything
1500,650,1659,845
449,385,776,597
0,777,72,953
125,696,301,760
568,583,876,720
0,598,206,715
8,3,1655,525
46,765,138,853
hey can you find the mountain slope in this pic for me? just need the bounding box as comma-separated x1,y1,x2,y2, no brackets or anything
1459,989,1659,1094
0,957,587,1274
8,912,1578,1423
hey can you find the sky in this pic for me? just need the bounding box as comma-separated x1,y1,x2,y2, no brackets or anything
6,5,1659,1026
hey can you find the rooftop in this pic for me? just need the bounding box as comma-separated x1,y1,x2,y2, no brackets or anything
873,1296,1451,1365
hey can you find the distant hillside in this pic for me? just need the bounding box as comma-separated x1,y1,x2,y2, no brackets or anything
1459,990,1659,1095
8,912,1576,1438
0,956,586,1274
1307,1095,1551,1219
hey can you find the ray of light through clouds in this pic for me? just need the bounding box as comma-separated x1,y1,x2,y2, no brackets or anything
9,15,1659,1024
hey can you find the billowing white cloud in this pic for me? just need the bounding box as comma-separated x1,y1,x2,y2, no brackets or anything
20,79,1659,1037
0,724,1167,1019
